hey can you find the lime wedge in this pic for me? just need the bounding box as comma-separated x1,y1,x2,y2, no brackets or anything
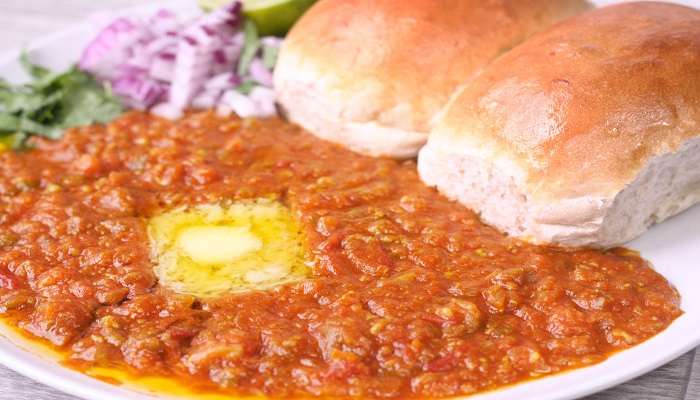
243,0,317,36
198,0,317,36
198,0,230,12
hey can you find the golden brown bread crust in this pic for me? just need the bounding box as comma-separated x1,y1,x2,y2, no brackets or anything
434,1,700,200
274,0,592,157
419,2,700,247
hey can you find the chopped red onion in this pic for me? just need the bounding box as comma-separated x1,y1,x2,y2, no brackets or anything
248,58,273,87
205,72,238,90
152,102,184,120
249,86,277,117
149,56,175,82
79,17,141,80
220,89,257,118
261,37,283,48
80,1,281,120
112,72,167,110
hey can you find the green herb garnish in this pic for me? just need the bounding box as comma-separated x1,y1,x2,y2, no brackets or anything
237,20,261,77
0,54,123,150
262,44,280,70
235,80,257,95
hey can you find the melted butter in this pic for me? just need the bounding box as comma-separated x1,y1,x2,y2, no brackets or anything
177,225,263,264
149,199,309,297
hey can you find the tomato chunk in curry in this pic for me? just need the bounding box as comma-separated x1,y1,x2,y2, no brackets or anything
0,112,681,398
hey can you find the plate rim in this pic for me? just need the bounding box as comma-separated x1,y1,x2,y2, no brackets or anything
0,1,699,400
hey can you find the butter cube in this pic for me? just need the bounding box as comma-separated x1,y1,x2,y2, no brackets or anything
177,225,263,264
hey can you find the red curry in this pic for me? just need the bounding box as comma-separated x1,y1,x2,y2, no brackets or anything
0,112,681,398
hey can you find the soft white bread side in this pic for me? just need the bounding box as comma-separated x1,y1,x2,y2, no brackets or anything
274,0,591,158
419,2,700,248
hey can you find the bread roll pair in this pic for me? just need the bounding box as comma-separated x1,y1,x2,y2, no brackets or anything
275,1,700,248
419,2,700,247
274,0,591,158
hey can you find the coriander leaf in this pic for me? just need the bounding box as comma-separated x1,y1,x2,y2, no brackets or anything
262,45,279,70
58,81,123,127
27,64,82,93
0,113,61,139
18,117,61,139
0,56,124,150
0,131,29,150
0,113,20,132
20,52,50,80
0,89,63,115
235,80,257,95
237,20,261,77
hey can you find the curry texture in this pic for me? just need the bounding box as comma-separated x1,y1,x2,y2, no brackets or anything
0,112,681,398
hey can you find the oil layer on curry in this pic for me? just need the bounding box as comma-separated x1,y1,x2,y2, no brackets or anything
0,112,681,398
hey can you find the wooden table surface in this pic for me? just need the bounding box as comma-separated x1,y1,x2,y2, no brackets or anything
1,1,700,399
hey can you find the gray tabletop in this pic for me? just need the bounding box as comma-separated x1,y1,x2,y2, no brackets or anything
1,1,700,399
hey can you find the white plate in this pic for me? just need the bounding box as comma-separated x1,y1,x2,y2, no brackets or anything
0,1,699,399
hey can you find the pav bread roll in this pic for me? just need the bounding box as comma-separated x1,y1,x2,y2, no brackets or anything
418,2,700,248
274,0,591,158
